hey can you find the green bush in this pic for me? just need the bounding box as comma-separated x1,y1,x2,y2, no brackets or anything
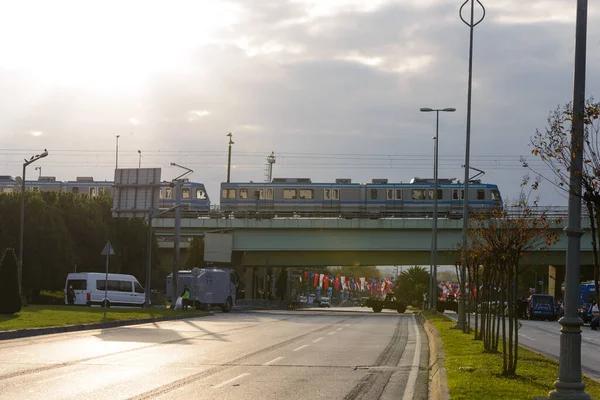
34,290,65,305
0,248,23,314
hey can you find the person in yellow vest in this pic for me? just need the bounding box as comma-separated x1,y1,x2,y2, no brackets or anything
181,285,190,310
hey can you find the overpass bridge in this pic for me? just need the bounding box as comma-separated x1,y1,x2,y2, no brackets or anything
153,216,594,267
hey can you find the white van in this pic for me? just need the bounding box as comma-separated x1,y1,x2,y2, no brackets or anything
64,272,146,307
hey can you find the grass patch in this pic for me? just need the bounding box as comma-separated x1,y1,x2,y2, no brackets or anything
0,305,206,331
423,311,600,400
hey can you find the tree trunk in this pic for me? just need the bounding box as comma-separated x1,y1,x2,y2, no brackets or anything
501,280,507,373
591,201,600,306
513,260,520,375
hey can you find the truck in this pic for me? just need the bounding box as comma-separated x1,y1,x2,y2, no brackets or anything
526,294,557,321
166,267,238,312
578,281,598,323
365,293,407,313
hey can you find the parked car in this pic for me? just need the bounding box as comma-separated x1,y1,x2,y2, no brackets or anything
319,297,331,308
64,272,146,307
166,267,238,312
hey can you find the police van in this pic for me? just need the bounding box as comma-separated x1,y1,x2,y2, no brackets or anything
64,272,146,307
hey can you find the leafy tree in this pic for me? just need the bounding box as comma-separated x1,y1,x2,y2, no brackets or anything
0,248,22,314
394,266,429,306
185,236,205,268
467,193,560,376
530,101,600,304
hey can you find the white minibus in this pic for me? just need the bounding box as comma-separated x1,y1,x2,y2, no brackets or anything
64,272,145,307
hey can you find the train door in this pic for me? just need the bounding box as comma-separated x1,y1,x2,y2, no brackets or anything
261,187,275,211
323,186,340,214
450,188,464,216
359,185,367,215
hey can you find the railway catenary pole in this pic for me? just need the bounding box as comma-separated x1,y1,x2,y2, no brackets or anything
458,0,485,332
18,150,48,294
115,135,120,169
227,132,234,183
420,107,456,310
170,163,193,306
549,0,590,398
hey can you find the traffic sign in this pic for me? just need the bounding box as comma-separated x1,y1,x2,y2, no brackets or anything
101,241,115,256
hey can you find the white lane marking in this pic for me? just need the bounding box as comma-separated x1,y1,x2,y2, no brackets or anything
263,357,284,366
337,327,343,331
312,337,324,343
293,345,309,352
345,324,350,327
328,331,336,335
520,335,537,341
402,314,422,400
213,373,250,389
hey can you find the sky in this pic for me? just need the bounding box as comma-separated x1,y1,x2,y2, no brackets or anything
1,0,599,207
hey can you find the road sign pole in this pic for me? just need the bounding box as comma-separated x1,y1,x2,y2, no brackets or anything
104,252,109,319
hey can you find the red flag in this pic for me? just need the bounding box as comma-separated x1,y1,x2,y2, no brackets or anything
334,276,340,291
314,273,319,287
324,275,329,290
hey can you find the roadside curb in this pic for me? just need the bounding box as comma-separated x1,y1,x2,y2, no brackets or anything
0,312,214,341
418,313,450,400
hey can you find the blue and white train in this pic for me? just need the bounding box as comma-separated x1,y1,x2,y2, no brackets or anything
0,175,211,212
220,177,503,218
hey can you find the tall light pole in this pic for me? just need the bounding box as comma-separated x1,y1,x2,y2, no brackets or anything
138,150,142,168
19,149,48,293
227,132,234,183
115,135,120,169
35,166,42,180
421,107,456,310
549,0,590,399
458,0,485,332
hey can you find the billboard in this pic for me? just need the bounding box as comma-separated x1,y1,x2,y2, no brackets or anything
204,232,233,263
112,168,161,218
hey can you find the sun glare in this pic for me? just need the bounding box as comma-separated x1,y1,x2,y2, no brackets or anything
0,0,240,93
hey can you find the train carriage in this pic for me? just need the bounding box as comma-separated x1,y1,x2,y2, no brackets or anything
220,177,503,218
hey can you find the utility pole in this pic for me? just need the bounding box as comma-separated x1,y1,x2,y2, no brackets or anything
227,132,234,183
115,135,120,169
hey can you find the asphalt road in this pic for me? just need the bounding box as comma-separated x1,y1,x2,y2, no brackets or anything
0,307,428,400
445,312,600,382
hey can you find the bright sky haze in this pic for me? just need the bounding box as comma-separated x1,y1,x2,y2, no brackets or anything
1,0,598,206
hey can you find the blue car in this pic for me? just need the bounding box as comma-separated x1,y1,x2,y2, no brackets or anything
527,294,557,321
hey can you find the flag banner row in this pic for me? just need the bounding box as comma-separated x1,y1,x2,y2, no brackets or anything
297,272,395,297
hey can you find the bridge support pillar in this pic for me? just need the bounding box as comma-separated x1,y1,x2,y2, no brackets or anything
245,267,256,300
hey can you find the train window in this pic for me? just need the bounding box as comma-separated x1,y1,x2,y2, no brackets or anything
33,187,39,192
221,189,235,199
283,189,297,199
437,189,443,199
370,189,378,200
387,189,393,200
2,187,13,193
258,189,265,200
299,189,313,200
461,190,464,200
240,189,248,199
477,189,485,200
72,187,79,194
412,190,425,200
333,189,339,200
324,189,331,200
491,190,500,201
89,187,96,196
196,189,207,200
159,188,164,199
427,190,434,200
98,188,104,195
395,189,402,200
182,188,190,199
165,187,173,199
267,188,273,200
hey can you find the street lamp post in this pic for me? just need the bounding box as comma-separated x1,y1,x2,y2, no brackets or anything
18,149,49,293
227,132,234,183
35,166,41,180
138,150,142,168
549,0,590,398
420,107,456,310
